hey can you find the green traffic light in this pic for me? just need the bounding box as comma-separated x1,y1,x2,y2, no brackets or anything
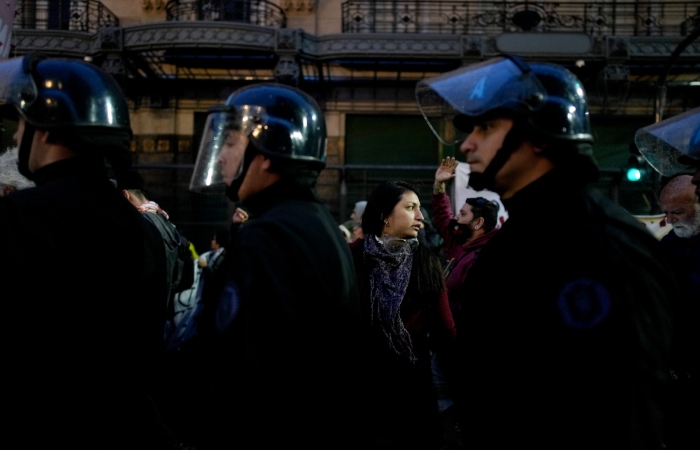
626,167,642,182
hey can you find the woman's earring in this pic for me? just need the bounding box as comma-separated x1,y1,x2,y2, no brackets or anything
384,220,389,227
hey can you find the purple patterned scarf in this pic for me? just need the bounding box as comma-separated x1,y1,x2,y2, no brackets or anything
364,235,417,363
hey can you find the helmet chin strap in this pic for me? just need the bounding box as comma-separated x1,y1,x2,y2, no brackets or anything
225,142,259,202
467,120,529,192
17,123,36,181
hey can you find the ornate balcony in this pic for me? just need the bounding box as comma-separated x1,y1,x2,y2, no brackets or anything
13,0,119,33
342,0,700,37
165,0,286,28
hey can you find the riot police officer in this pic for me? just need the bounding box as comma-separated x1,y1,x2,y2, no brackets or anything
416,55,681,449
180,83,364,449
0,54,178,448
636,108,700,450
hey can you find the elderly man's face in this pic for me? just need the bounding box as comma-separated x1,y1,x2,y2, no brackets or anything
661,178,700,239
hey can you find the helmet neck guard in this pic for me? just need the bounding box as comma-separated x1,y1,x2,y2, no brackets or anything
225,142,259,202
468,118,530,192
18,123,35,181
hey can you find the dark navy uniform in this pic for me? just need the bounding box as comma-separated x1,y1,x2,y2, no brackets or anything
179,83,365,449
185,180,363,448
0,54,177,448
455,165,677,450
416,55,681,450
0,157,174,448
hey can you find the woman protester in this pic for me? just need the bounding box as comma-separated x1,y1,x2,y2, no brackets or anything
350,180,456,450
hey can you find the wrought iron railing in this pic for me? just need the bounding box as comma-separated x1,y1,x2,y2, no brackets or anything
342,1,700,36
165,0,286,27
13,0,119,33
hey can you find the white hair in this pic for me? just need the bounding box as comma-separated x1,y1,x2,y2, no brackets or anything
0,147,35,191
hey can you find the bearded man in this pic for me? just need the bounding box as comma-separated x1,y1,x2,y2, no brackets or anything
661,174,700,236
431,156,499,325
659,173,700,296
637,110,699,450
658,172,700,450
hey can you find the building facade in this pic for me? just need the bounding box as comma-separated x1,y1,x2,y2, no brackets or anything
8,0,700,248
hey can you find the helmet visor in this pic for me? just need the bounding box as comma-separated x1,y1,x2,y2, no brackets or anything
635,108,700,176
189,105,267,192
416,56,546,145
0,56,37,119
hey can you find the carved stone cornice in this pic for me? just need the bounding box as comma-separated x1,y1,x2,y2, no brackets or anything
121,21,277,53
12,30,94,57
11,23,699,64
310,33,463,60
628,36,700,59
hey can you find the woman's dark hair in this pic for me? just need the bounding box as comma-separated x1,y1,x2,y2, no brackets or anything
465,197,499,232
363,180,444,297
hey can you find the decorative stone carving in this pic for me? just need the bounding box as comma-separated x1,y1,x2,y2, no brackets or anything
462,35,482,56
12,30,92,56
95,27,123,52
274,55,300,83
11,23,697,64
606,36,629,60
99,55,125,76
283,0,315,12
122,23,276,52
276,28,300,52
315,34,461,59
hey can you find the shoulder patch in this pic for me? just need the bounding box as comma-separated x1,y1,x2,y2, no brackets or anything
216,281,241,332
557,278,612,329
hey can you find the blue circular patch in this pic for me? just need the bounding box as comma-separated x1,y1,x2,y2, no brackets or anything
557,278,612,329
215,281,241,333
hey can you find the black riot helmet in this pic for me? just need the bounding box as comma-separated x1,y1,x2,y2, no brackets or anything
416,55,595,190
635,107,700,177
189,83,327,194
0,53,133,176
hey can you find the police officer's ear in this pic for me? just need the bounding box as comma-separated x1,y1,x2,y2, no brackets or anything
42,129,56,145
1,185,15,196
259,154,273,171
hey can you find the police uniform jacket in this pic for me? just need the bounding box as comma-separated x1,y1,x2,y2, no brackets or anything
179,178,365,449
0,156,175,448
455,163,678,450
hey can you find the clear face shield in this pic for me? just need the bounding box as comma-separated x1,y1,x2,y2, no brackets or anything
635,107,700,177
189,105,267,192
415,56,547,145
